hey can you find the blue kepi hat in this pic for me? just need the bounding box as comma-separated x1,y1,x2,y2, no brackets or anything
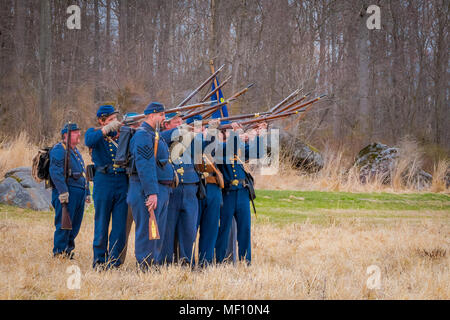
165,112,181,121
61,123,80,135
186,114,203,125
144,102,165,115
96,105,118,118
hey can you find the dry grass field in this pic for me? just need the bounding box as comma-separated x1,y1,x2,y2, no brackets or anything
0,133,449,300
0,190,449,300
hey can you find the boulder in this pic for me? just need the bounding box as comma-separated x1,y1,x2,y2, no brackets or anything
0,167,52,211
278,130,324,172
5,167,41,188
355,142,432,189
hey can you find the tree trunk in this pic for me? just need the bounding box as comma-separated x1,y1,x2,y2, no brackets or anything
358,1,371,142
39,0,52,137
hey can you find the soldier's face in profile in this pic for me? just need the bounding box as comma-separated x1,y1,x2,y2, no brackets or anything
64,130,81,148
165,117,182,130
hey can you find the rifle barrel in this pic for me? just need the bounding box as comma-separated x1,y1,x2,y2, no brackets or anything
218,95,326,130
200,76,232,102
166,100,218,114
181,99,230,120
176,64,225,108
202,111,271,125
283,94,327,113
274,92,312,114
201,83,254,119
269,88,301,113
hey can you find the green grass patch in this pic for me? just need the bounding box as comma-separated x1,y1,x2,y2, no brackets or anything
1,190,449,227
253,190,450,225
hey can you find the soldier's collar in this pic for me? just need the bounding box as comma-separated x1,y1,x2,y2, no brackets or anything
141,121,156,132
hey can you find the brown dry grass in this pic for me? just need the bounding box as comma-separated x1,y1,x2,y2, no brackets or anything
0,133,449,300
0,132,38,177
255,141,449,194
0,207,448,300
1,132,448,194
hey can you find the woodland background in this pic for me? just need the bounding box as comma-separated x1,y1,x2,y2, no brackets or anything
0,0,448,163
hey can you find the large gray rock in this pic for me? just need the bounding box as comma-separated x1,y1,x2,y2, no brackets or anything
355,142,432,189
5,167,41,188
278,130,324,172
0,167,52,211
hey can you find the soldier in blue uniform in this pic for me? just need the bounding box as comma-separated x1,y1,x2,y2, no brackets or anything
85,105,128,269
49,123,90,259
119,112,143,264
127,102,175,270
191,118,225,267
160,113,202,266
214,122,267,265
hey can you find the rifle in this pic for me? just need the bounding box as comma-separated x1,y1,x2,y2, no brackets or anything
61,122,73,230
117,101,219,127
200,75,231,102
219,94,326,130
269,89,301,113
199,89,302,124
149,120,161,240
201,83,254,119
273,92,312,114
165,100,218,115
175,64,225,108
219,109,304,130
199,93,316,125
182,97,236,120
201,111,271,125
279,94,326,115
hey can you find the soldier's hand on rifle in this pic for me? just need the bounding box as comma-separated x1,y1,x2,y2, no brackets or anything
146,194,158,211
231,122,243,132
85,195,91,204
208,119,220,129
59,192,69,204
101,119,121,135
256,122,268,134
245,129,257,141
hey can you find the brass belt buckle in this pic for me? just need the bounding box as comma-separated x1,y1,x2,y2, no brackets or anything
231,179,239,186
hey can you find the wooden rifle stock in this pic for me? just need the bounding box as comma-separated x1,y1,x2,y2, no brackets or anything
201,111,271,125
119,101,219,127
148,208,160,240
148,121,161,240
165,100,218,115
182,99,231,120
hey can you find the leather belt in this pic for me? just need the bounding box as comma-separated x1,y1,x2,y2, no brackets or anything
95,164,126,174
205,176,218,185
226,179,246,188
159,180,174,186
